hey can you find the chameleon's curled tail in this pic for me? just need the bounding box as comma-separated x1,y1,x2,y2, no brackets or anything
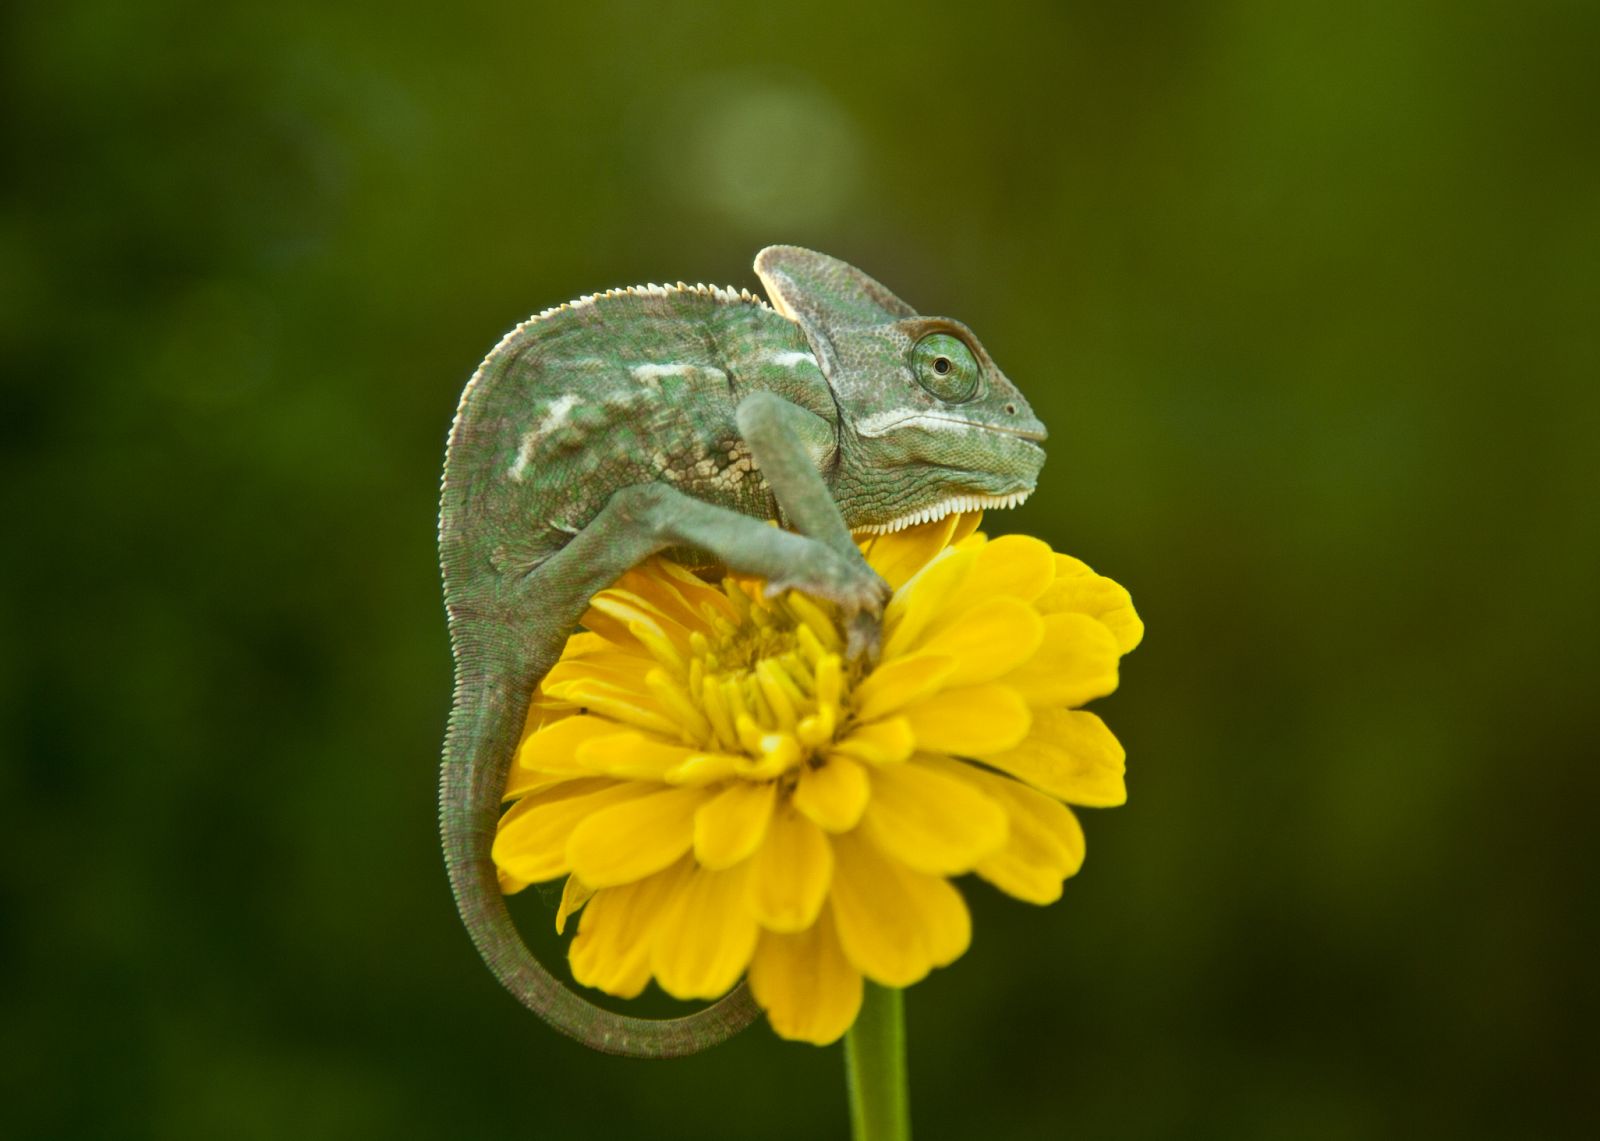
439,641,760,1057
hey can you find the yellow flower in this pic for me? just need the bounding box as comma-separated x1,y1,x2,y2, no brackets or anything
493,512,1142,1045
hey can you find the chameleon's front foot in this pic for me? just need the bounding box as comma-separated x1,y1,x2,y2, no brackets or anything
762,545,888,660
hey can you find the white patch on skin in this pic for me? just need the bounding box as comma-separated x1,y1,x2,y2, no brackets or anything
853,409,977,438
632,363,694,384
508,393,581,481
769,350,818,371
632,362,728,386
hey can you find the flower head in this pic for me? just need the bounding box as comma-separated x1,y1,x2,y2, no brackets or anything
494,512,1142,1045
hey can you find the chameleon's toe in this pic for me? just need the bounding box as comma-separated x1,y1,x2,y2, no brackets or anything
845,610,882,663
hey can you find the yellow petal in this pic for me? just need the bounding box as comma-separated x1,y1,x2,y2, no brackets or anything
521,695,572,738
902,535,1055,656
747,908,863,1045
504,765,585,802
559,630,613,660
948,510,984,546
914,596,1044,685
851,654,957,722
745,803,833,932
860,512,962,590
964,534,1056,603
829,718,915,767
566,786,712,887
650,862,760,1000
1037,556,1144,653
575,729,701,782
539,676,681,738
859,759,1009,875
881,549,975,659
493,779,650,885
617,558,738,631
693,781,777,869
513,714,622,782
793,755,870,832
542,650,656,695
900,683,1032,757
646,670,714,741
982,709,1127,806
569,858,693,998
572,596,649,657
664,751,747,786
554,875,595,934
828,832,971,987
582,588,696,662
920,756,1085,904
1002,612,1122,708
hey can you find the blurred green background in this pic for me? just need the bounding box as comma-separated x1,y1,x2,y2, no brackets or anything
6,1,1598,1138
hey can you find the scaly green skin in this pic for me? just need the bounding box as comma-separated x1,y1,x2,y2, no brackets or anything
439,247,1046,1057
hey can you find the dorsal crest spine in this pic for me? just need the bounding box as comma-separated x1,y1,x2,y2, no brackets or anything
533,280,769,323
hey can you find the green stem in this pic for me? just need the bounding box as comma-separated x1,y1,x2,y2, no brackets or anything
844,983,910,1141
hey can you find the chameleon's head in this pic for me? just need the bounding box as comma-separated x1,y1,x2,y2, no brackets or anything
755,245,1046,534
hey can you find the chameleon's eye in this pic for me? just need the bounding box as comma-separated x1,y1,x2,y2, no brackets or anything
911,333,980,402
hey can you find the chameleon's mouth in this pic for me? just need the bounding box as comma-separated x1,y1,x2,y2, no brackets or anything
923,416,1047,443
856,412,1047,443
853,489,1033,536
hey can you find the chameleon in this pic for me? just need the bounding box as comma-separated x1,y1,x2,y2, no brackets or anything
439,246,1047,1058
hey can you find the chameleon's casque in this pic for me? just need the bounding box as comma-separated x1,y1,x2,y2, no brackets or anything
439,247,1045,1057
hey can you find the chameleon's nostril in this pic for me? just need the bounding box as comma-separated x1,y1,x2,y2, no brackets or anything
1004,403,1016,415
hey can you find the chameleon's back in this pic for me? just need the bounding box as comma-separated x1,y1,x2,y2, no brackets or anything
440,283,834,613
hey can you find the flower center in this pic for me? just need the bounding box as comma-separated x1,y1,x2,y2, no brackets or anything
643,579,852,781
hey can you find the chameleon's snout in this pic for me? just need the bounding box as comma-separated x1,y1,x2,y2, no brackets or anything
998,418,1047,443
994,394,1046,443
